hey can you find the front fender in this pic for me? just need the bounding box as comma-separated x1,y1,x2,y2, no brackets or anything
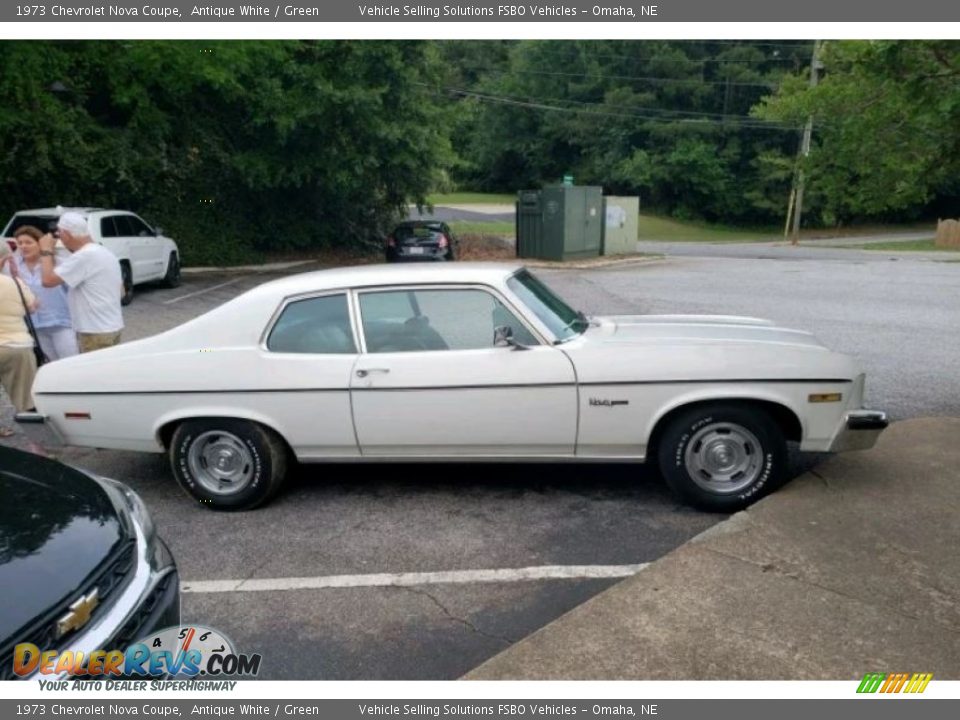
642,385,811,446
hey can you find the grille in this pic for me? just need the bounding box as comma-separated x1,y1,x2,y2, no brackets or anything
111,571,177,651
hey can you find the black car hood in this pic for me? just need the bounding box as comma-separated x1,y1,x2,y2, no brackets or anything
0,447,125,645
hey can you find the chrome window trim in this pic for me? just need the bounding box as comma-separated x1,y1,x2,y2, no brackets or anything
258,290,361,356
351,283,549,354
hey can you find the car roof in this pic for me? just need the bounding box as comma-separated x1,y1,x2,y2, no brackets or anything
253,262,525,298
13,207,105,216
394,221,448,232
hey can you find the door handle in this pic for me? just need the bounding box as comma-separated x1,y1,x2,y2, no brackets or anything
356,368,390,378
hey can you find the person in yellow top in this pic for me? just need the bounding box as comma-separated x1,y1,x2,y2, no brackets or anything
0,242,39,436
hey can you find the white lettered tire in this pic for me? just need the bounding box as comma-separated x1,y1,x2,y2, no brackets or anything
170,419,288,510
656,403,786,512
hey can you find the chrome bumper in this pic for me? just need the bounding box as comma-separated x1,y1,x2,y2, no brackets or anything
828,410,889,452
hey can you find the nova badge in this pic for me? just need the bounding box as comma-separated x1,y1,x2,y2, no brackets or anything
589,398,629,407
56,589,100,638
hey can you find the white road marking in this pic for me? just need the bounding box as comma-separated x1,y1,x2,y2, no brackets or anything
163,277,246,305
181,564,649,594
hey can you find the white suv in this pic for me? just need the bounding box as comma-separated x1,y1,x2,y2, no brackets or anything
2,207,181,305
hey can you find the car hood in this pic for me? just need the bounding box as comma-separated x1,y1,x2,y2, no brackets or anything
563,314,858,384
0,448,125,646
592,314,826,349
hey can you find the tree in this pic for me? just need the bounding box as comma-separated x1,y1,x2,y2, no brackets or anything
0,41,455,263
753,40,960,223
445,40,812,225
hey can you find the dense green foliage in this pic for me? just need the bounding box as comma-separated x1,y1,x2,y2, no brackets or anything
442,40,814,224
1,40,956,263
443,39,960,227
0,41,452,263
754,40,960,224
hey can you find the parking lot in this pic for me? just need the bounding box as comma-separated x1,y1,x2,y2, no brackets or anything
3,248,958,679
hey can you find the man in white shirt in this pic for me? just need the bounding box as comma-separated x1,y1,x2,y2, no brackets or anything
38,212,124,353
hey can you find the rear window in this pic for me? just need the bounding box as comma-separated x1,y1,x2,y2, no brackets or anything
4,215,59,237
394,225,444,242
267,294,356,355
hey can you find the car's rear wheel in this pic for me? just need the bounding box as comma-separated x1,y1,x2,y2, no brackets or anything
161,252,181,288
170,419,288,510
120,261,134,306
656,403,786,512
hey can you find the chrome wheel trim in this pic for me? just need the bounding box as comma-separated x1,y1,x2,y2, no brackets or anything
684,422,763,495
187,430,255,496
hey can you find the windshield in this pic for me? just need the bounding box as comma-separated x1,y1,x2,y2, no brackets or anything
507,269,586,343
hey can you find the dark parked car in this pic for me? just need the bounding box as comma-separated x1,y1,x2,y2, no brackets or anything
385,221,458,262
0,446,179,679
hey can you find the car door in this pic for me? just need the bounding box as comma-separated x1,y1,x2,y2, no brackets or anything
350,285,578,457
261,292,360,458
125,213,165,280
105,214,148,282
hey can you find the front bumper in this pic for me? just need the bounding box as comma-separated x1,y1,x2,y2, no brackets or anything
827,410,889,452
17,510,179,680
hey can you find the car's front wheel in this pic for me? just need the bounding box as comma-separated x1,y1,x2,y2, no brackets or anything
656,403,786,512
170,419,288,510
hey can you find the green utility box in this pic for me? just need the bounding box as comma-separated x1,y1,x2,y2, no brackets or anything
516,185,603,261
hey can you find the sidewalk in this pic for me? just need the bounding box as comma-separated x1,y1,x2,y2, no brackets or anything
466,417,960,680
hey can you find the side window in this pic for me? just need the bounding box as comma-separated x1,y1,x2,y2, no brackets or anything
267,294,356,354
127,215,154,237
359,288,538,353
100,217,118,238
113,215,137,237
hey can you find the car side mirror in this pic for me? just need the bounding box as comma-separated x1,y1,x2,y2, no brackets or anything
494,325,529,351
154,227,163,236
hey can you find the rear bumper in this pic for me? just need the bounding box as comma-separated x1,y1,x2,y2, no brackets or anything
827,410,889,452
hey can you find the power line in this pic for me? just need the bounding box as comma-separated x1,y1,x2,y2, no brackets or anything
446,85,788,123
507,41,815,65
461,65,784,89
429,86,801,132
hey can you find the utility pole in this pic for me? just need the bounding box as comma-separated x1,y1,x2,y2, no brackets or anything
789,40,823,245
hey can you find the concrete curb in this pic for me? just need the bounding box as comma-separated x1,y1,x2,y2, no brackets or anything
182,259,317,274
523,255,664,270
180,256,664,274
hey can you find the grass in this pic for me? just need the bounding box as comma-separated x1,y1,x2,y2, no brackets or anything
426,192,516,205
637,214,775,243
427,191,944,247
450,220,515,237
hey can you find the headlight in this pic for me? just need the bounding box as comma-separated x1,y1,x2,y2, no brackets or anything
95,476,158,548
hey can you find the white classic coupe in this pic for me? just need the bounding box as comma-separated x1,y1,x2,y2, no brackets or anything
32,264,887,512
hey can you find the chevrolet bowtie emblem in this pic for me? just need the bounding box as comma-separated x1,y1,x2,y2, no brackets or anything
56,589,100,638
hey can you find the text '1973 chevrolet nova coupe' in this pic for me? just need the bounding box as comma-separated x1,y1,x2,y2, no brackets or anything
32,264,887,512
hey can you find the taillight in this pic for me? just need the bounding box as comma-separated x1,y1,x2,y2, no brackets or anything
386,235,396,248
438,234,449,249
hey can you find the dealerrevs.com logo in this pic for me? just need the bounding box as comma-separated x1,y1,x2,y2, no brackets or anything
13,625,261,679
857,672,933,694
